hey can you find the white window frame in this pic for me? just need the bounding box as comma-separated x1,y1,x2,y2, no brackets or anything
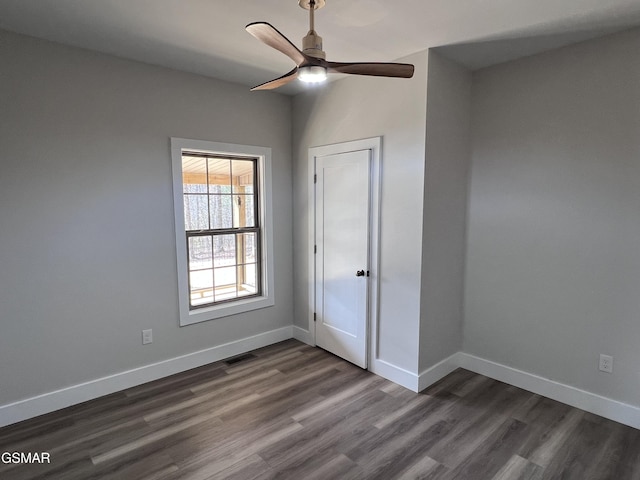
171,138,275,326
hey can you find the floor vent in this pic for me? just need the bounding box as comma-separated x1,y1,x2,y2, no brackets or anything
223,353,257,365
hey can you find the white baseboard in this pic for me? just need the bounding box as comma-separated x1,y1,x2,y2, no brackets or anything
417,353,462,392
0,326,293,428
458,353,640,430
370,353,461,393
292,326,314,346
4,333,639,431
370,358,420,391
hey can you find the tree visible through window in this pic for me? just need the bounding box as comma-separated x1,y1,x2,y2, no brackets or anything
181,153,260,308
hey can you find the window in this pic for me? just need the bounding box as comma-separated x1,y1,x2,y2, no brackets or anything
171,138,274,326
183,154,260,307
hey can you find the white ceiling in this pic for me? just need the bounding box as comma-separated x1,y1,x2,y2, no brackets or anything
1,0,640,94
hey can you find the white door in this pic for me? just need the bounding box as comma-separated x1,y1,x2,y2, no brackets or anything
315,149,370,368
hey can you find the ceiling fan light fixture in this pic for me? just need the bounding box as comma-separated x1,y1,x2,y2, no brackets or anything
298,65,327,83
245,0,414,90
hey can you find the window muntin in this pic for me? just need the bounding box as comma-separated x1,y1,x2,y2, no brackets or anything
181,153,261,309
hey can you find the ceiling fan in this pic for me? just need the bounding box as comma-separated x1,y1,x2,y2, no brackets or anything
246,0,415,91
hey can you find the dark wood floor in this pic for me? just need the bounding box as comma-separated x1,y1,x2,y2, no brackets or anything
1,339,639,480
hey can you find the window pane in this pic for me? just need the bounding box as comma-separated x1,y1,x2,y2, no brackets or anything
210,195,232,229
188,236,212,270
234,195,255,228
232,159,254,194
244,195,256,227
239,264,258,298
184,195,209,230
214,267,237,301
239,232,257,264
214,266,236,288
190,269,213,307
208,158,231,194
182,156,207,193
213,234,235,268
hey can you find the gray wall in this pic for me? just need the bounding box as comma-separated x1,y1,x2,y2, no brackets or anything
292,51,428,373
0,30,293,405
419,52,471,372
465,28,640,405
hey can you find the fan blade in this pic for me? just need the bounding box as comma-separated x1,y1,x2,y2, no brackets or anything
251,67,299,91
327,62,414,78
246,22,306,66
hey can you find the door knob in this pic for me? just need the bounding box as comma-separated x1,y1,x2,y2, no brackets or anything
356,270,365,277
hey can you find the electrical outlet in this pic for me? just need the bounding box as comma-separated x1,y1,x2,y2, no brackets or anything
142,329,153,345
599,354,613,373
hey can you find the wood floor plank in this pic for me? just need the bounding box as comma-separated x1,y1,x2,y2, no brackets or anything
188,364,283,394
266,447,363,480
1,340,639,480
169,421,304,480
426,384,531,468
524,408,584,468
299,453,365,480
338,392,452,464
143,369,283,423
373,394,432,430
609,423,640,480
357,420,457,479
442,418,529,480
491,455,543,480
585,422,633,480
395,455,442,480
202,453,274,480
122,362,227,399
91,414,223,464
422,368,480,398
311,363,375,398
512,395,572,430
258,389,392,468
539,416,614,480
291,374,382,422
92,451,178,480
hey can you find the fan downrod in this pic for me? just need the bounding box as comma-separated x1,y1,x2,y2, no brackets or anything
299,0,326,59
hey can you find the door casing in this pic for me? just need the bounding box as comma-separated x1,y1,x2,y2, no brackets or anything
308,137,381,369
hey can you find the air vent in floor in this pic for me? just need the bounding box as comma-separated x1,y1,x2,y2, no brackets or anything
223,353,257,365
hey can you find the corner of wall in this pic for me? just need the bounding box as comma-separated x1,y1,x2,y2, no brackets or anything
418,50,473,373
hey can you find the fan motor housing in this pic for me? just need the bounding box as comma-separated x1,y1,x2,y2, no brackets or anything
298,0,325,10
302,32,325,59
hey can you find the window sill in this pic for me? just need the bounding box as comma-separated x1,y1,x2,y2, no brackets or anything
179,294,275,326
